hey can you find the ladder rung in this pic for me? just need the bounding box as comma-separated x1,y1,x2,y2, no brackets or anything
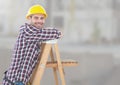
46,61,78,68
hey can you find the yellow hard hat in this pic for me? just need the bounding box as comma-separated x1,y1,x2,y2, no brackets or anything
26,4,47,19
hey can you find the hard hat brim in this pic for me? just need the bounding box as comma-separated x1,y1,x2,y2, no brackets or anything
26,13,47,19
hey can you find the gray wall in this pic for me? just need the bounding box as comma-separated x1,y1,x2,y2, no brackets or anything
1,0,120,85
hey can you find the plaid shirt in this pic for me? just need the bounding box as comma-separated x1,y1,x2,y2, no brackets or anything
2,23,61,85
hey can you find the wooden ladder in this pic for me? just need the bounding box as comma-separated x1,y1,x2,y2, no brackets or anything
30,40,78,85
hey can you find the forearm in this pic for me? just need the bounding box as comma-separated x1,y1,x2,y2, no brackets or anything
24,28,62,42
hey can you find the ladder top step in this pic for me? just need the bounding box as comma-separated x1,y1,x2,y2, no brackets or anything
42,39,58,44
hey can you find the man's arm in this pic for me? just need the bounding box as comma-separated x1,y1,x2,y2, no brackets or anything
23,27,62,42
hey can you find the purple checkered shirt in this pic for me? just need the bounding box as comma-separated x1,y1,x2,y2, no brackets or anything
2,23,61,85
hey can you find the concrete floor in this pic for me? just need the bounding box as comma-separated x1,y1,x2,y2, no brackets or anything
1,47,120,85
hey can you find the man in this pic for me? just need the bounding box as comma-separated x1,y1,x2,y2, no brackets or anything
2,4,62,85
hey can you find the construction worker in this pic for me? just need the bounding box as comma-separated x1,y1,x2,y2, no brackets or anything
2,4,62,85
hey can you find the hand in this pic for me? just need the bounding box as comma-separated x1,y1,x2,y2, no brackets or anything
59,31,63,38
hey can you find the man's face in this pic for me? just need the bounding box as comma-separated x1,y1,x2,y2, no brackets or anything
29,14,46,29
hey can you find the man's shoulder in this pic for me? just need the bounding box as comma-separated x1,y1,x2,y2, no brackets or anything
20,23,28,28
19,23,30,31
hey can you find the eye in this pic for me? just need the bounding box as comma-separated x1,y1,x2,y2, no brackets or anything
40,17,45,20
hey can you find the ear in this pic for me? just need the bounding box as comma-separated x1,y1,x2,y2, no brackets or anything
27,17,32,24
27,16,32,20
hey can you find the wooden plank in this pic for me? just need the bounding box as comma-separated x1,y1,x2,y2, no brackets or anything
46,61,78,67
31,43,52,85
54,44,66,85
50,48,59,85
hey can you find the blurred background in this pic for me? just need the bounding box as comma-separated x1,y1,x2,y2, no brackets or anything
1,0,120,85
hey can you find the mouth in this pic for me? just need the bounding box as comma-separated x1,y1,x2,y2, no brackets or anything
34,23,44,28
36,22,43,26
